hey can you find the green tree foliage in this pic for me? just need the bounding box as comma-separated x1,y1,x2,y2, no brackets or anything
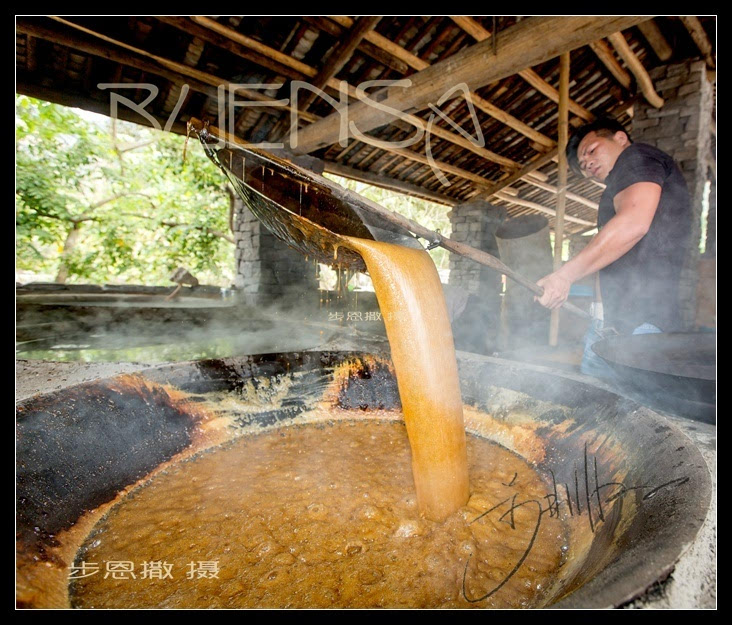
16,96,234,286
16,96,453,288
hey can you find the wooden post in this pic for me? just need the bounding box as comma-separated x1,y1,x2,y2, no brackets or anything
550,52,570,346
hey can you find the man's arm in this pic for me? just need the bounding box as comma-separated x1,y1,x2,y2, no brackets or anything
535,181,662,309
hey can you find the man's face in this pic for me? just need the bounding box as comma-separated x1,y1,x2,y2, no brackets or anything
576,130,630,182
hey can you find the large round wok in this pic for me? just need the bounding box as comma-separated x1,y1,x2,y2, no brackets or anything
16,351,711,608
591,332,716,423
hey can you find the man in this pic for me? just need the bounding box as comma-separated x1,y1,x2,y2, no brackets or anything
535,118,692,378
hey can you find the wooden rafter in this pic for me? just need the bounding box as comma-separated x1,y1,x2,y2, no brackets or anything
589,39,632,90
19,22,591,222
475,148,558,199
333,15,555,150
353,134,495,189
608,32,664,108
493,192,594,227
155,17,304,80
28,16,510,197
522,175,599,210
292,16,649,154
19,17,319,122
142,15,617,213
446,16,599,211
637,19,673,62
301,16,410,74
18,16,680,232
186,16,523,172
300,16,382,110
449,16,595,122
324,161,456,206
680,16,715,69
17,79,189,135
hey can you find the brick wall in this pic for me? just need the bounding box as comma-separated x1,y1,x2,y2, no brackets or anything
447,200,506,294
447,200,506,353
233,197,317,307
633,59,715,329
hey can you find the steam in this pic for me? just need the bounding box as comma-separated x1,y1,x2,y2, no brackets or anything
16,293,391,363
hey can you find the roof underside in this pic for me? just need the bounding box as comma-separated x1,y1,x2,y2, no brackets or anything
16,16,717,236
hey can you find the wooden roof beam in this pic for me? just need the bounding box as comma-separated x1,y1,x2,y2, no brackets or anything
302,16,410,74
301,16,382,110
607,31,664,108
467,92,555,149
637,19,673,61
589,39,633,90
472,88,636,203
474,148,557,199
31,17,320,121
190,16,318,79
398,115,519,170
449,16,595,122
353,133,496,189
293,16,649,155
155,17,305,80
522,175,599,210
332,15,556,150
679,17,715,69
16,79,190,135
190,16,522,171
323,161,457,206
493,192,595,226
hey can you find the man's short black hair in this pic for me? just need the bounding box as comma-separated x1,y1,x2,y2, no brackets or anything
566,118,631,176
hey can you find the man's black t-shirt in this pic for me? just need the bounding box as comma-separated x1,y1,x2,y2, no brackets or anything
598,143,692,334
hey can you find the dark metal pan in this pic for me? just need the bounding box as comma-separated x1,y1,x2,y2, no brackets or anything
591,332,716,423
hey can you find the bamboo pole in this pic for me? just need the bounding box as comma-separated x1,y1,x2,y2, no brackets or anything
550,52,570,346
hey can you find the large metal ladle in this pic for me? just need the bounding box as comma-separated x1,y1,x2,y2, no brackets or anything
189,118,590,320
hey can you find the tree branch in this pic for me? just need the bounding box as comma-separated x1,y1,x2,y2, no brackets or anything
118,138,158,153
117,212,235,244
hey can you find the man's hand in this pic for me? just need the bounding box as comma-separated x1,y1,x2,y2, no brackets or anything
535,271,572,310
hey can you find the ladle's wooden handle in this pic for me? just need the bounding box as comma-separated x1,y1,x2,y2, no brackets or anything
436,236,591,320
330,190,592,322
188,118,591,321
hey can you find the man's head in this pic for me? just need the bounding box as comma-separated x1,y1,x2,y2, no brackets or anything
566,118,632,182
